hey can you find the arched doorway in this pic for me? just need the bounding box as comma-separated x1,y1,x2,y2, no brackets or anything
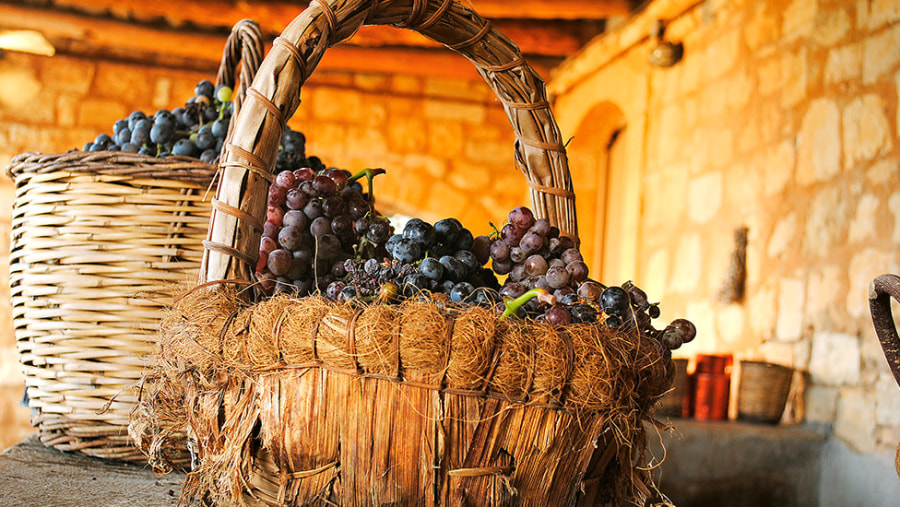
566,102,630,284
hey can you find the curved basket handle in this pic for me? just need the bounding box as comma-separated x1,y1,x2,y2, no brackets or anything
870,274,900,388
216,19,265,116
202,0,578,286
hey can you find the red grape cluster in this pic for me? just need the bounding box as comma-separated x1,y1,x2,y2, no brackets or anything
256,166,392,296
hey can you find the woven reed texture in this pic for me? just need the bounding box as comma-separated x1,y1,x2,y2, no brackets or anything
737,361,793,424
131,1,674,505
7,20,264,463
202,0,578,287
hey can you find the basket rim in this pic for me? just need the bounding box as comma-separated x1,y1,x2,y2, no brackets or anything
6,151,218,184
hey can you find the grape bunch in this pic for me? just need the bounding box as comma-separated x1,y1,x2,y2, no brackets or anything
257,164,393,297
383,218,498,303
597,282,696,350
82,79,235,164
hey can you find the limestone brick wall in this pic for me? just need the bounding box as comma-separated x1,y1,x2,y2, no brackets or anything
0,51,525,450
551,0,900,457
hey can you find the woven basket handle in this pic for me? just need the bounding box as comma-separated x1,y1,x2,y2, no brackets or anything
870,274,900,388
215,19,265,116
202,0,578,285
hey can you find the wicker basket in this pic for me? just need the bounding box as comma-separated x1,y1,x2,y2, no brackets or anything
736,361,792,424
7,19,263,463
131,1,675,505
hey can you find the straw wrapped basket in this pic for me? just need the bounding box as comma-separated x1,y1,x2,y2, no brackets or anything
7,19,264,463
130,1,676,504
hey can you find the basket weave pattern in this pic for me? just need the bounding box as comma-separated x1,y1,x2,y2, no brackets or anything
7,20,263,463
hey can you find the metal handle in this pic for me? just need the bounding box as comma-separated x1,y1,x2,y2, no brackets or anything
869,274,900,387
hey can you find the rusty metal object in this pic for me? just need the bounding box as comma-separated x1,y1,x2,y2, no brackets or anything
869,274,900,388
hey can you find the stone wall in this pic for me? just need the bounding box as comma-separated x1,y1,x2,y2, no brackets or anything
550,0,900,459
0,51,527,449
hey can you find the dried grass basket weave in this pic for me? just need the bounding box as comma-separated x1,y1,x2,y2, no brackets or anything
131,1,675,505
7,19,264,463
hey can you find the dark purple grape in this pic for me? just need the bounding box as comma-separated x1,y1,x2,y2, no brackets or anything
508,206,535,230
314,234,341,260
550,236,576,256
278,225,304,250
440,255,466,281
434,218,462,246
471,235,491,265
529,276,551,291
339,285,359,300
509,247,527,264
321,195,345,218
347,199,370,220
649,304,661,319
268,186,287,207
450,282,475,303
385,234,402,257
263,221,278,239
367,220,392,244
519,231,544,255
454,250,479,274
260,236,277,254
490,241,510,262
454,229,474,250
500,223,523,246
605,315,623,329
545,265,570,289
354,216,371,236
312,175,337,196
282,210,307,230
275,171,295,189
267,249,292,276
577,281,604,302
310,216,332,237
287,258,308,279
566,261,589,283
326,281,346,300
331,215,353,236
492,258,512,275
294,167,315,182
286,188,308,210
544,306,572,327
626,283,649,310
529,218,551,236
668,319,696,344
323,168,348,190
403,219,436,249
570,305,597,323
499,282,526,299
600,286,631,319
523,254,548,277
303,199,323,220
418,257,444,280
508,263,526,282
392,238,422,263
561,248,583,265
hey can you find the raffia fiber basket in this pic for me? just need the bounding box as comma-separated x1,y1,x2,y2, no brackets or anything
7,19,264,463
737,361,793,424
130,1,676,505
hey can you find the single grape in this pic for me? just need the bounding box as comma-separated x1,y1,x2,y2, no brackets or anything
172,139,197,157
195,126,216,151
339,285,360,301
331,215,353,236
544,306,572,327
523,254,548,277
293,167,315,182
200,149,217,163
195,80,215,99
577,281,604,302
600,286,631,319
403,219,436,249
278,225,304,250
561,248,583,265
268,186,287,207
275,170,295,189
310,216,332,237
367,220,392,244
509,246,527,264
303,199,323,219
471,235,491,265
267,206,285,227
529,218,551,236
499,282,526,299
434,218,462,246
314,234,341,260
418,257,444,280
323,168,348,190
122,143,140,153
440,255,466,281
312,175,337,196
490,241,510,262
267,249,292,276
392,238,422,263
545,265,570,289
454,228,474,250
215,84,233,103
508,206,536,230
282,210,307,230
566,261,589,283
260,236,278,254
519,231,544,254
500,223,523,245
286,188,308,210
211,118,229,139
454,250,479,274
450,282,475,303
492,258,513,276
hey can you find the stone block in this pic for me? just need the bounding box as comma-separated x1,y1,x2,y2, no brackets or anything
391,75,421,94
764,140,795,196
700,30,741,82
643,249,669,304
889,192,900,242
748,285,777,339
669,233,702,293
716,304,746,345
848,194,880,243
775,278,806,342
825,42,862,84
803,185,850,258
847,247,895,318
744,2,781,51
427,121,464,158
782,0,816,41
387,117,427,153
834,387,877,454
77,98,127,131
809,332,861,385
447,162,492,192
863,23,900,84
806,265,843,323
804,384,838,424
875,373,900,426
40,56,94,95
687,172,722,224
92,62,155,106
812,7,851,47
423,99,486,124
0,62,42,112
152,77,172,109
780,48,808,108
866,158,895,186
869,0,900,30
842,95,892,169
55,94,78,128
767,212,798,258
464,137,513,166
796,98,840,185
353,73,389,91
311,87,363,122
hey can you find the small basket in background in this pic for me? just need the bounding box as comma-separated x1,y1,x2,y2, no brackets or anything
737,360,793,424
6,19,263,463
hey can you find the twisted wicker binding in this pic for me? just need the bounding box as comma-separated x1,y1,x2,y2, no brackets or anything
7,20,264,463
132,2,673,505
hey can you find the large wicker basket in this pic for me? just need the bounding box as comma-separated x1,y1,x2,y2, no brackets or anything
7,20,263,463
131,1,675,505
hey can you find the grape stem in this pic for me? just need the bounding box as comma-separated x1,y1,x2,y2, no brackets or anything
501,288,557,319
349,168,386,203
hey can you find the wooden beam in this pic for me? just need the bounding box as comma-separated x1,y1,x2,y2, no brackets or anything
41,0,630,23
1,1,603,58
0,2,555,80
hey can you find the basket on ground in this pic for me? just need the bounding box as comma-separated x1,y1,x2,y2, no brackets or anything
7,20,263,463
130,1,676,504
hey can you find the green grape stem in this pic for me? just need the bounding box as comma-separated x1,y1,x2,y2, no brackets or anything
501,288,556,319
348,168,386,203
